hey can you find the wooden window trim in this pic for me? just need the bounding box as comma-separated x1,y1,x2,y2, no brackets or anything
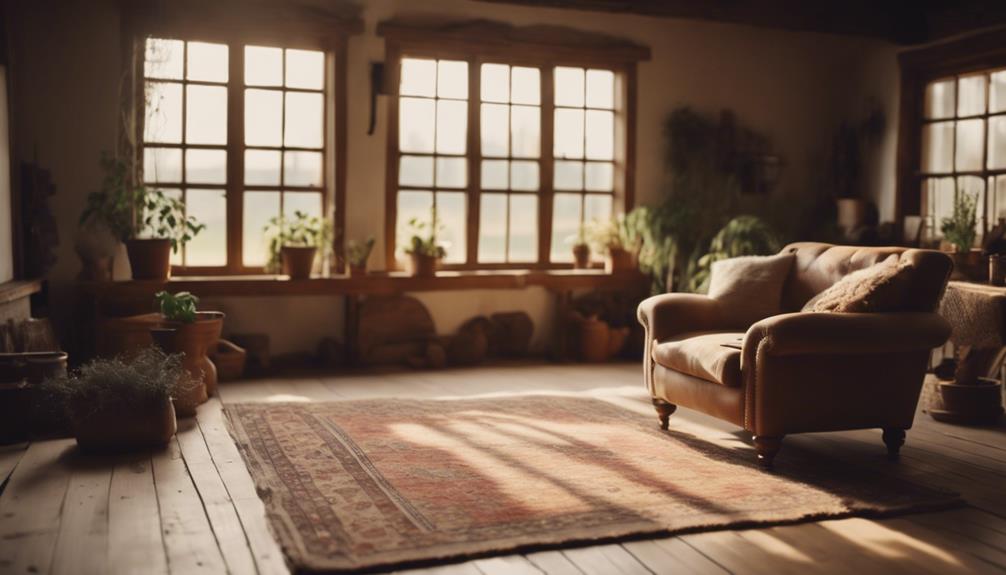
379,19,649,272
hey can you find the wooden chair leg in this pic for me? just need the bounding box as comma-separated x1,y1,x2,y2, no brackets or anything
882,428,906,460
652,398,677,430
753,435,784,469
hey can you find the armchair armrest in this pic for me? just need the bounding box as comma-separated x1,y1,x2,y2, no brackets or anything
743,312,951,357
637,293,745,342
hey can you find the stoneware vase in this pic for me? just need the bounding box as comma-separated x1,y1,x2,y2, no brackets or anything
281,246,317,279
151,311,225,417
126,238,172,280
572,244,591,269
70,396,177,453
409,253,439,277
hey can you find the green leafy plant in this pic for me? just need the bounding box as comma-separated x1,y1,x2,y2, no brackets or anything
155,291,199,323
689,215,781,292
586,214,644,255
404,206,447,259
346,237,376,267
263,211,334,273
941,191,978,253
36,347,198,417
80,152,205,253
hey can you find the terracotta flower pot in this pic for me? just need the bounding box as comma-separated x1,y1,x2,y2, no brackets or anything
70,395,177,453
349,264,368,277
281,246,317,279
937,378,1004,425
126,238,172,280
579,316,611,363
151,311,224,417
572,244,591,269
409,253,439,277
605,246,636,274
948,249,986,282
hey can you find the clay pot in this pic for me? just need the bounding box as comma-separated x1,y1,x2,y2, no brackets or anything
126,238,172,280
70,396,177,453
349,264,367,277
211,339,246,382
281,246,317,279
948,249,986,282
937,378,1004,425
409,253,439,277
579,316,611,363
151,311,224,417
605,246,636,274
572,244,591,269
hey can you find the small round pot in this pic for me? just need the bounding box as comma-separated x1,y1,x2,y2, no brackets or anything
152,311,225,416
409,253,439,277
605,246,636,274
938,378,1004,425
579,316,610,363
572,244,591,269
281,246,317,279
70,396,177,453
349,264,368,277
126,238,172,280
948,248,986,282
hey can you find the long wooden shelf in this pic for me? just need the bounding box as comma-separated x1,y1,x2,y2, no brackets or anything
0,279,43,305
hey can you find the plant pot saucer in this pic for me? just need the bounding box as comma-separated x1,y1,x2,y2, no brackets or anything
928,406,1004,426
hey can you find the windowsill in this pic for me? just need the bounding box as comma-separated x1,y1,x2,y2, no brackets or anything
0,279,43,305
78,269,648,297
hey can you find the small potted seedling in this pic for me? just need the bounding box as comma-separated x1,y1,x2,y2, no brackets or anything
37,347,197,453
346,237,376,277
264,211,333,279
941,191,983,280
403,206,446,278
152,291,224,415
570,224,591,269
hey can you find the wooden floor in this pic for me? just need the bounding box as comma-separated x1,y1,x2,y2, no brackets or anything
1,362,1006,575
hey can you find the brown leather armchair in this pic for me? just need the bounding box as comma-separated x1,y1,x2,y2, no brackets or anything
637,243,953,467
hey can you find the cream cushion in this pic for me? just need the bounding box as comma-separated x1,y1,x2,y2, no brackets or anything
652,331,744,387
708,253,795,325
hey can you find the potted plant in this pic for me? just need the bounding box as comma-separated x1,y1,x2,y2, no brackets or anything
80,153,205,280
403,207,446,277
941,191,983,281
37,347,195,452
264,211,333,280
571,225,591,269
346,237,376,277
933,349,1004,425
588,216,638,274
151,291,224,415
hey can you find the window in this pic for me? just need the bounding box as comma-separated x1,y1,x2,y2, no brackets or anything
389,55,631,269
141,37,330,273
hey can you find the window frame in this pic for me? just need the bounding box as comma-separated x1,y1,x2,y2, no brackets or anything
131,27,349,276
382,36,640,271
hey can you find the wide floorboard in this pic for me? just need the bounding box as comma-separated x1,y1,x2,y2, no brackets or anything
1,363,1005,574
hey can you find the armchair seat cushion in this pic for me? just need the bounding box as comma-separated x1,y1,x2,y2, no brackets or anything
653,331,745,387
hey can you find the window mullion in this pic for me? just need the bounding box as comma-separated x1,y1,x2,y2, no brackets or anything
227,42,245,272
466,57,481,266
540,65,556,266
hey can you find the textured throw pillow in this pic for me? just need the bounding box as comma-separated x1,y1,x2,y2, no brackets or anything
802,255,916,313
707,253,795,325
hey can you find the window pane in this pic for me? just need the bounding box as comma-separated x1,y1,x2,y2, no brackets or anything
481,104,509,157
436,157,467,188
144,38,184,80
481,64,509,103
585,161,614,191
436,192,467,264
399,155,434,187
585,110,614,160
555,66,584,107
511,67,540,105
958,74,987,117
992,71,1006,114
144,82,183,143
584,194,613,225
399,97,435,153
245,89,283,146
508,194,537,262
924,78,955,120
554,109,585,159
283,191,323,220
510,105,540,158
186,85,227,145
243,191,280,267
245,150,281,185
550,193,583,262
284,151,323,187
396,190,434,260
923,177,955,235
184,189,227,266
992,176,1006,222
401,58,436,97
144,147,182,183
586,69,614,109
159,188,184,266
481,160,508,190
478,193,507,263
436,99,467,154
510,160,538,191
554,160,584,190
921,121,953,173
955,119,984,172
185,149,227,184
286,49,324,90
245,46,283,86
285,91,323,148
187,42,228,83
437,60,468,100
989,116,1006,170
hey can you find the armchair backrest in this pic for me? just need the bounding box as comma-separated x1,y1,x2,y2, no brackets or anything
779,242,953,312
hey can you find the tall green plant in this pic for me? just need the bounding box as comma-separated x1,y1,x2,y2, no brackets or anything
941,192,978,252
263,211,334,272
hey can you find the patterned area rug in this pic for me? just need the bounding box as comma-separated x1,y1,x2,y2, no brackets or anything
225,397,958,573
